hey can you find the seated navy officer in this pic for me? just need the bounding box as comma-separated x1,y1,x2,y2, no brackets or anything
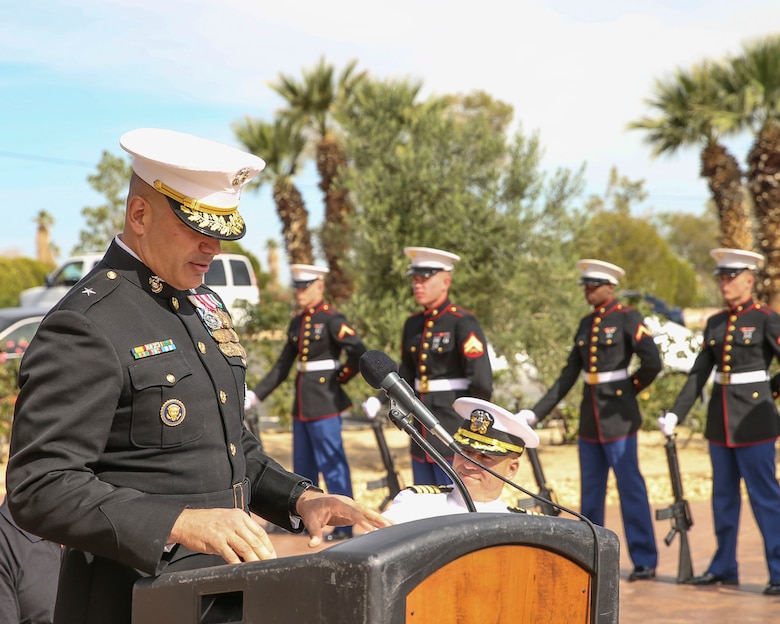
382,397,539,524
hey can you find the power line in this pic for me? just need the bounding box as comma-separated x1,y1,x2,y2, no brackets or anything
0,149,94,168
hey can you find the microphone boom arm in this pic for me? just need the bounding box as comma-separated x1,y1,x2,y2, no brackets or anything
385,404,477,513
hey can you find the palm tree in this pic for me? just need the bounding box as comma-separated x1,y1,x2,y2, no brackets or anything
725,36,780,309
33,210,57,265
270,57,367,302
266,239,280,292
233,117,314,266
628,62,754,252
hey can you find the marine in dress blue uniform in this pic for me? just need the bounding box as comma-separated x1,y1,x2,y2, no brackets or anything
518,259,661,581
248,264,367,539
396,247,493,485
661,248,780,595
5,129,388,624
383,397,539,523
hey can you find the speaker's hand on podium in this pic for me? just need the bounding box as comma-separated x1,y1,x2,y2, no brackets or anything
168,507,277,564
295,490,394,547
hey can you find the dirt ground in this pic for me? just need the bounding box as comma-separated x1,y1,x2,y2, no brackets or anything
258,418,717,513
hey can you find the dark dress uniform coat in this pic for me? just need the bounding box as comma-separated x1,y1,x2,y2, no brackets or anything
6,242,306,624
399,298,492,462
671,299,780,445
254,301,366,421
532,298,662,442
0,499,61,624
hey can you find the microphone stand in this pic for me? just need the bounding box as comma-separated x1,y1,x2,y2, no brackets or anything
386,404,477,513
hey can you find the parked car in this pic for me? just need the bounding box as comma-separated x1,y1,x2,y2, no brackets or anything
0,307,48,362
19,253,102,310
19,252,259,323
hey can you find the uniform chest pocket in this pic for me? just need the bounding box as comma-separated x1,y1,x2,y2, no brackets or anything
128,353,203,448
429,331,455,354
732,326,762,347
593,325,624,348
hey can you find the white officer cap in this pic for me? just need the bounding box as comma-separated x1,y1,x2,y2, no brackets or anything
290,264,329,288
710,248,764,276
453,397,539,454
120,128,265,241
576,259,625,285
404,247,461,278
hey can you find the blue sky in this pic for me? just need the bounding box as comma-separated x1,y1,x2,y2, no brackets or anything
2,1,778,276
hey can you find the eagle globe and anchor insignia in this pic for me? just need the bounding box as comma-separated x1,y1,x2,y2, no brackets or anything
160,399,186,426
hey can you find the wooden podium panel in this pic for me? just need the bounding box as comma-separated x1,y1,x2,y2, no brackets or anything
132,514,619,624
406,545,591,623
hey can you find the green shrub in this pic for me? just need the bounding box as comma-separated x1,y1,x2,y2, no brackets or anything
0,360,20,443
0,257,54,308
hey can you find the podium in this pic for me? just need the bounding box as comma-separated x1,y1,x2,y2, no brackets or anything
132,513,620,623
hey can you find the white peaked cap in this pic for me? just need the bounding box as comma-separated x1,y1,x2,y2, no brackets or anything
709,248,764,273
453,397,539,454
290,264,329,286
404,247,461,276
120,128,265,240
576,259,625,285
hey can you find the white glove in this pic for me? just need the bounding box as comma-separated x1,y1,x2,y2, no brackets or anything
362,396,382,419
517,409,538,427
657,412,678,437
244,389,259,412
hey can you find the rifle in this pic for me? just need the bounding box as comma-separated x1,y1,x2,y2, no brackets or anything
654,432,694,583
365,413,403,511
517,447,561,516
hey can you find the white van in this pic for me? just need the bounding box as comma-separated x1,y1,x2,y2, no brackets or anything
20,252,259,324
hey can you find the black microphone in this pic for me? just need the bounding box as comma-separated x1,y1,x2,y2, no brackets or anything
359,350,457,449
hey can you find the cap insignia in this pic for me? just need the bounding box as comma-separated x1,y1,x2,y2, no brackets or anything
232,167,252,187
469,409,493,435
160,399,186,426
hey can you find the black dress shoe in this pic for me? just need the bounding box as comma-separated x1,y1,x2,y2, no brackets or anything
686,572,738,586
325,528,352,542
763,581,780,595
628,566,656,581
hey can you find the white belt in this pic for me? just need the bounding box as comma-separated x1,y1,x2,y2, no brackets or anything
297,359,339,372
415,378,470,393
714,370,768,385
581,368,629,385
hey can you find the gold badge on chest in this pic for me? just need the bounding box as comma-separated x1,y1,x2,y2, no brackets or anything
188,294,247,359
160,398,186,426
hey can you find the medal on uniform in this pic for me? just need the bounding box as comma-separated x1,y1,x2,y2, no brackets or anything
187,293,247,359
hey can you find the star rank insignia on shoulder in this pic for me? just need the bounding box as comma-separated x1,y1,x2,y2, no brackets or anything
81,287,96,296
